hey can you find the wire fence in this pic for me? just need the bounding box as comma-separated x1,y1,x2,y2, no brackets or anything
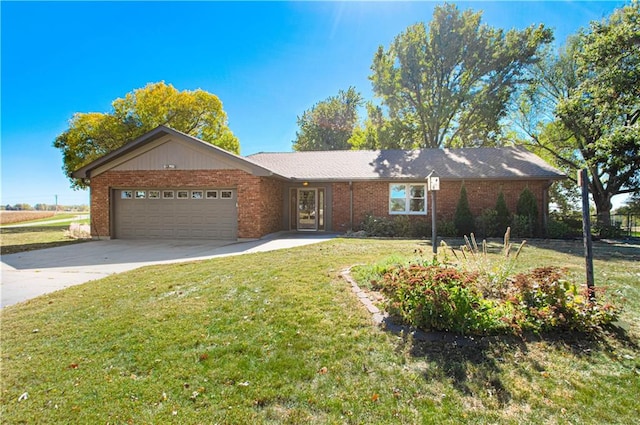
609,214,640,238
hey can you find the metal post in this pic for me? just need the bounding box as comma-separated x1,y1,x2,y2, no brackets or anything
431,189,437,254
579,169,595,301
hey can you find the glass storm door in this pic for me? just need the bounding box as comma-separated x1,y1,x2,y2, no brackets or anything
297,189,318,231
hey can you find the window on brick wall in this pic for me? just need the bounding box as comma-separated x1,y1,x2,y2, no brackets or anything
389,183,427,215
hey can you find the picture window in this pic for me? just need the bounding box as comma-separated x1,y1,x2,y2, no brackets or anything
389,183,427,215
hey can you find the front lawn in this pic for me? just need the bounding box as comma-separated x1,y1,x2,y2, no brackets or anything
1,238,638,424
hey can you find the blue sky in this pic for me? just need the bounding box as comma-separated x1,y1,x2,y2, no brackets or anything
1,1,627,207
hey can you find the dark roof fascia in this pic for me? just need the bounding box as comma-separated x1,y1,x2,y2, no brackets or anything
72,125,286,180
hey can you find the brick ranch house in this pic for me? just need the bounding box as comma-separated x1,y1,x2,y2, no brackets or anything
72,126,565,240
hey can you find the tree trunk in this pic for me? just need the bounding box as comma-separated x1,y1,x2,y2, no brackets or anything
592,192,612,228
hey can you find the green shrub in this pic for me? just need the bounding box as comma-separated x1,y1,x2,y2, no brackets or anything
509,267,619,332
394,215,411,237
495,191,511,235
375,264,506,335
437,219,457,237
454,184,475,236
358,214,423,238
592,223,623,239
359,214,397,237
475,208,498,238
547,219,572,239
516,187,538,237
359,230,620,336
512,214,536,238
412,220,431,238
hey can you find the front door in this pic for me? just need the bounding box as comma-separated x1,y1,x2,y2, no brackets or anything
297,188,317,231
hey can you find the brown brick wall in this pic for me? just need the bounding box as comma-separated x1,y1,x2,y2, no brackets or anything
331,179,550,231
90,170,283,239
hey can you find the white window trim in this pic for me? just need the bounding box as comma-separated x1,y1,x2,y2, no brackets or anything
389,183,427,215
220,190,233,199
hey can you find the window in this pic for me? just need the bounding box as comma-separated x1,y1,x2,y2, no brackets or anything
121,190,133,199
206,190,218,199
177,190,189,199
389,183,426,214
191,190,203,199
149,190,160,199
220,190,233,199
135,190,146,199
163,190,174,199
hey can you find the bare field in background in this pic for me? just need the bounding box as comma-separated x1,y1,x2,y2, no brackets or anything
0,211,55,225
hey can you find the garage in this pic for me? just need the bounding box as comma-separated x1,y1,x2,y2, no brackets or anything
113,188,237,240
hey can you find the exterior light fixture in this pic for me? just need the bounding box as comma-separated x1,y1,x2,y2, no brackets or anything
163,164,177,169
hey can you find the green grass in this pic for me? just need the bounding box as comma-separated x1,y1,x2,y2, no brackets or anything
1,215,90,255
1,238,639,424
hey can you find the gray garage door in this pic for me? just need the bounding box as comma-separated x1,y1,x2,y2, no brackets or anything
114,188,237,240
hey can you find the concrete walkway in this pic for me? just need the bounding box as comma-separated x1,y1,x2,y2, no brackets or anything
1,232,336,308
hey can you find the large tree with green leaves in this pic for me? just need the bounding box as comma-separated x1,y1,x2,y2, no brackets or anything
370,3,553,149
292,87,363,151
514,2,640,227
54,82,239,189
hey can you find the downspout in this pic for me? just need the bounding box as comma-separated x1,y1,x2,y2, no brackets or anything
349,180,353,232
543,180,552,237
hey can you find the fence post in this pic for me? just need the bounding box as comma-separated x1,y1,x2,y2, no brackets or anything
579,169,596,301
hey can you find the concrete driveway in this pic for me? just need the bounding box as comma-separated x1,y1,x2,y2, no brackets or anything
1,232,336,308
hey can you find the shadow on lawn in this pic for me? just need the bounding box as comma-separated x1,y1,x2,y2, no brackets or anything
387,320,638,406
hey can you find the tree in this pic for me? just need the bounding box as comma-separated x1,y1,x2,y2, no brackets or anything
54,82,239,189
616,193,640,215
370,3,552,149
348,102,410,150
514,2,640,227
292,87,363,151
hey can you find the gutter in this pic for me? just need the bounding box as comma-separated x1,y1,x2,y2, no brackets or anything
349,180,353,232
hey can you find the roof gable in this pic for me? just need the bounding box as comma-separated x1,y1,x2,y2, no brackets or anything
72,126,278,179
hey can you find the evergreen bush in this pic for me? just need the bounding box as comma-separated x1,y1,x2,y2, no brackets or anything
515,187,538,237
495,191,511,235
454,184,475,236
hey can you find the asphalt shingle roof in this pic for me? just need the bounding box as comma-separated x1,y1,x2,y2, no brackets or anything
247,146,565,181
